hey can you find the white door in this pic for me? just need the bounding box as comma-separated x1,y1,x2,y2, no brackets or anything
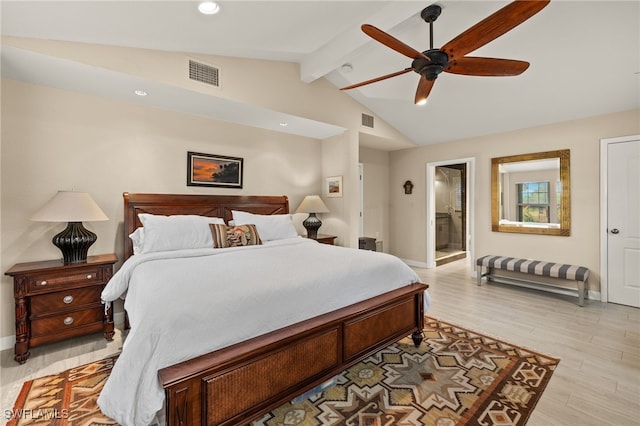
359,163,364,237
607,137,640,307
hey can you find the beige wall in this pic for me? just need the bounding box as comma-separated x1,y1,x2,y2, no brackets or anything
321,131,360,248
359,146,390,251
0,39,415,345
0,79,327,339
2,37,637,345
0,77,382,343
2,37,413,148
390,109,640,294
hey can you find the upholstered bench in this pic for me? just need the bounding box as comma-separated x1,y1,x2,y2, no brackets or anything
476,255,590,306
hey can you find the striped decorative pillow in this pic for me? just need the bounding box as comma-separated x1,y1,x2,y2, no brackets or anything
209,224,262,248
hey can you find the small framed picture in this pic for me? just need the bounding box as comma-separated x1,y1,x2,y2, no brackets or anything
187,151,243,188
325,176,343,198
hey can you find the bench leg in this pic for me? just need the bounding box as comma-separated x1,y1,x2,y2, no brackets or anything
577,280,585,307
477,266,492,285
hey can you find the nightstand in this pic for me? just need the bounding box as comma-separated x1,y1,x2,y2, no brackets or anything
5,253,117,363
306,234,337,245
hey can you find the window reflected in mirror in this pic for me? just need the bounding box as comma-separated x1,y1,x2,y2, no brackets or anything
492,150,570,236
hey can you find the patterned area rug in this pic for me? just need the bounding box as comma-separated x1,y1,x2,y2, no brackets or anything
254,317,559,426
7,317,559,425
6,355,118,425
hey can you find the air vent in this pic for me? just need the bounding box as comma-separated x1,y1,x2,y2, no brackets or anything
189,60,220,87
361,113,374,128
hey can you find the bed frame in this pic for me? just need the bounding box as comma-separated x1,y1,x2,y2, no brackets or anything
122,192,428,426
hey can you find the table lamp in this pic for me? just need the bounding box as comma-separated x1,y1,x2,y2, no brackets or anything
31,191,109,264
295,195,329,238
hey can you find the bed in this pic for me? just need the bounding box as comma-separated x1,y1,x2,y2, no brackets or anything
98,193,428,426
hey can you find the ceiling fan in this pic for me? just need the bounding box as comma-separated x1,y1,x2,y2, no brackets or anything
340,0,550,105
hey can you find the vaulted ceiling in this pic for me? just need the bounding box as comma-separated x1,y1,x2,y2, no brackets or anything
2,1,639,149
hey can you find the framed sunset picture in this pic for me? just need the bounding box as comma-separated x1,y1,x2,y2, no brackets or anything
187,152,243,188
325,176,343,197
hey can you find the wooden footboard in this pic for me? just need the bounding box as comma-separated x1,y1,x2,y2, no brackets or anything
159,283,427,426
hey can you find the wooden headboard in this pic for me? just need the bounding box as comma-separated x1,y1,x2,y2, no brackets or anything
123,193,290,260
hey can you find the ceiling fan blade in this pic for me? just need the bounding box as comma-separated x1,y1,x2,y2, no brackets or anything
415,76,435,105
446,57,530,76
340,68,413,91
441,0,550,60
362,24,430,61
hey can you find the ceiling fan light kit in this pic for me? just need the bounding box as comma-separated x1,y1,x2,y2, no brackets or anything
341,0,550,105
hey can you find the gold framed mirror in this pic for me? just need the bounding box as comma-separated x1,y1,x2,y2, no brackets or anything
491,149,570,236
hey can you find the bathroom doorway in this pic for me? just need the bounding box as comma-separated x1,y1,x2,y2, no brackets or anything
434,164,467,266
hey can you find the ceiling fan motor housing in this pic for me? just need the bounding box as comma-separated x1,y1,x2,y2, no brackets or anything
413,49,449,81
344,0,550,102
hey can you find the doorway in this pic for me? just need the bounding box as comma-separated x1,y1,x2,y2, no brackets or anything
600,135,640,307
426,158,475,270
434,165,467,265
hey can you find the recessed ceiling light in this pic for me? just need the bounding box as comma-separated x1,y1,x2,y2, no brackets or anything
279,122,288,127
198,1,220,15
341,63,353,73
134,90,148,96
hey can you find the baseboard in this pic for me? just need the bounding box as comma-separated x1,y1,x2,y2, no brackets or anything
114,311,126,327
402,258,430,268
0,311,127,352
0,334,15,352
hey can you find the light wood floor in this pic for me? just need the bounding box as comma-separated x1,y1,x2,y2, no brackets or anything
416,259,640,426
0,321,125,417
1,259,638,425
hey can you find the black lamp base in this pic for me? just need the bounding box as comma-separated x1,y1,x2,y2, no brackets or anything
53,222,97,264
303,213,322,239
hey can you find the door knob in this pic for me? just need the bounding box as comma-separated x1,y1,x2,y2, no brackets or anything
610,228,620,234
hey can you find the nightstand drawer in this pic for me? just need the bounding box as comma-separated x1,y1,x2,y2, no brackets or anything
31,307,103,337
27,267,103,294
31,287,103,315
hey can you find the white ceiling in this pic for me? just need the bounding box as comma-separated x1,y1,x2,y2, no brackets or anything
2,1,639,149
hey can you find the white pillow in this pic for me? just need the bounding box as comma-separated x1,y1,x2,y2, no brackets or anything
129,227,145,255
231,210,298,241
138,214,225,253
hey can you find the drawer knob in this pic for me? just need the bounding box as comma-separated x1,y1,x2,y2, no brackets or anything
63,295,74,304
63,317,74,325
86,274,93,279
39,280,47,286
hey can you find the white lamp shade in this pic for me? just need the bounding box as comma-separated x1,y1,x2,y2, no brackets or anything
31,191,108,222
295,195,329,214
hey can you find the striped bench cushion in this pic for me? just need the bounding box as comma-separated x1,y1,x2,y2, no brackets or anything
476,255,589,282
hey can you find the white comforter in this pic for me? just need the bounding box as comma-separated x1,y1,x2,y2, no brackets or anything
97,237,424,426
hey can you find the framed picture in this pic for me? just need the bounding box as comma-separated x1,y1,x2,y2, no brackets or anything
325,176,343,198
187,151,243,188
